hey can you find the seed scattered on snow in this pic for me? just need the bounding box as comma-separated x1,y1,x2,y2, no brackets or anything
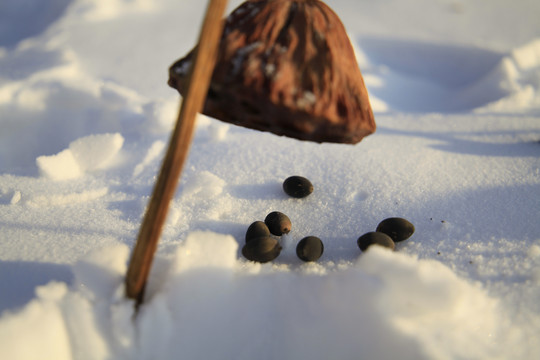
245,221,271,243
283,176,313,198
357,232,395,251
296,236,324,262
242,236,282,263
264,211,291,236
376,217,415,242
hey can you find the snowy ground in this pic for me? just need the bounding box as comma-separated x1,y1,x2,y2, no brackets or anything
1,0,540,359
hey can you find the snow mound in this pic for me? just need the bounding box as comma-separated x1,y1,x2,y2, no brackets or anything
359,37,540,113
0,282,73,360
35,148,82,180
511,39,540,71
36,133,124,180
69,133,124,172
0,232,511,360
0,245,132,360
358,248,501,359
171,231,238,272
475,39,540,113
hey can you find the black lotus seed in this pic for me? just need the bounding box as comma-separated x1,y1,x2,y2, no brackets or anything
376,217,415,242
296,236,324,262
241,236,282,263
283,176,314,198
357,232,395,252
264,211,291,236
245,221,271,243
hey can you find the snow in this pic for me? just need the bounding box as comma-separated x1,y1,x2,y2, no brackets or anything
0,0,539,359
36,133,124,180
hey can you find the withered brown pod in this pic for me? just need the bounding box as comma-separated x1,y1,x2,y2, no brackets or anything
169,0,375,144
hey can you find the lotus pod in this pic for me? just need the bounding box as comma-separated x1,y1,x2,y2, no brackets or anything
168,0,375,144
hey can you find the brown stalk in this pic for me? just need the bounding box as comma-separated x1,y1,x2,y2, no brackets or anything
125,0,229,307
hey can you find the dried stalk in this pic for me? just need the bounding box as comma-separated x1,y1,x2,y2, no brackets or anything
125,0,229,307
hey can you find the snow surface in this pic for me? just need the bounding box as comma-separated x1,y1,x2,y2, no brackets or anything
1,0,540,359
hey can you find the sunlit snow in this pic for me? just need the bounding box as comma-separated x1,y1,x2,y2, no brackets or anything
0,0,539,359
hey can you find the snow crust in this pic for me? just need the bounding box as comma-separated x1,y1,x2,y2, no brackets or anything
0,0,539,359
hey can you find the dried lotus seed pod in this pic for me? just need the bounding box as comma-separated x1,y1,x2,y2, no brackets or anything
245,221,271,243
283,176,313,198
242,236,282,263
357,232,395,252
296,236,324,262
376,217,415,242
168,0,376,144
264,211,291,236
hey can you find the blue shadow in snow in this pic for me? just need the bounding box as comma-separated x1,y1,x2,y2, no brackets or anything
377,125,540,157
0,261,74,314
356,36,510,113
0,0,74,48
